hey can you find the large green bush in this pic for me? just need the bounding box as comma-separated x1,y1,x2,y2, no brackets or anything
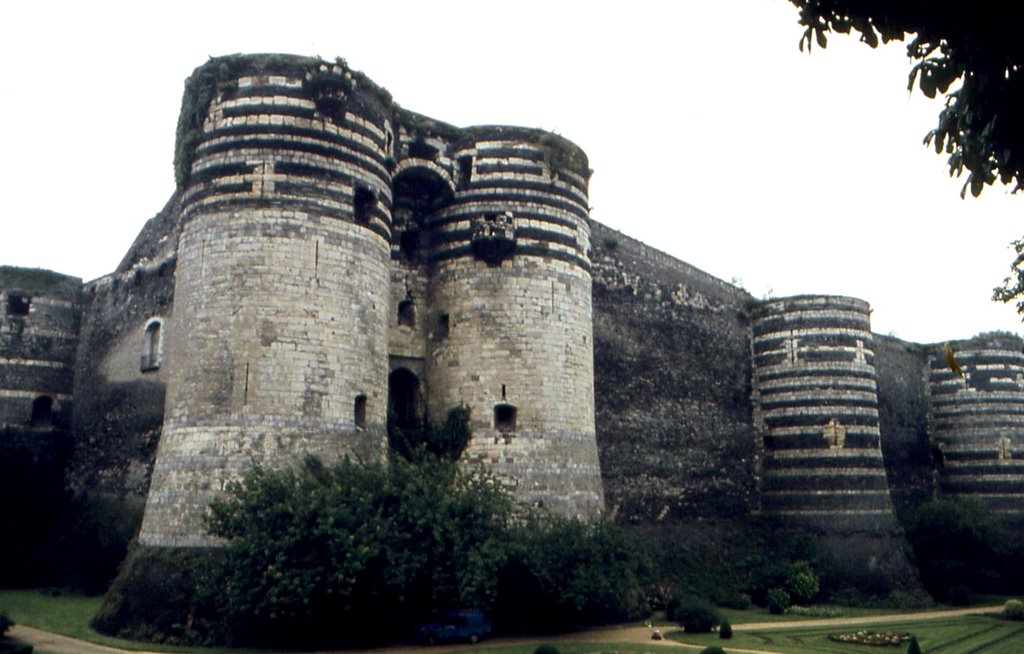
203,453,513,646
667,595,721,633
495,516,653,633
902,498,1006,597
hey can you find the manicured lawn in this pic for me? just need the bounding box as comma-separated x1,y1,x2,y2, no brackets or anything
0,589,260,654
0,589,103,640
670,616,1024,653
3,588,1023,654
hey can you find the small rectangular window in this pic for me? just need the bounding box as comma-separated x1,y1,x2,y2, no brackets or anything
7,292,30,316
435,313,450,340
353,186,376,223
494,403,517,432
354,394,367,429
398,300,416,328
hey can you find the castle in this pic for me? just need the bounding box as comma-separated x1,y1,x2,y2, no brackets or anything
1,54,1022,589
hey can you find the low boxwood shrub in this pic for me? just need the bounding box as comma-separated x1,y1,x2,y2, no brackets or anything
719,619,732,639
1003,599,1024,621
700,647,727,654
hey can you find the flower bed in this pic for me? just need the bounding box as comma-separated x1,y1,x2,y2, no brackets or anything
828,631,912,646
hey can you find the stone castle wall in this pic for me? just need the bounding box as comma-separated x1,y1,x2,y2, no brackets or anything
928,334,1024,522
588,222,758,522
752,295,898,532
426,129,602,517
138,56,606,545
3,55,1021,587
139,61,393,547
0,268,82,431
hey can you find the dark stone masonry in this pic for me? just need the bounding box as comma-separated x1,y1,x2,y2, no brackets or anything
2,54,1021,594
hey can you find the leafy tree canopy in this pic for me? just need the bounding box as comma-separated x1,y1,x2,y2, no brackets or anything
788,2,1024,310
791,1,1024,197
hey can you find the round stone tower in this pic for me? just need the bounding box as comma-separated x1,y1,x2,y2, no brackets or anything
425,127,604,517
139,56,393,547
0,267,82,431
752,295,897,530
928,333,1024,522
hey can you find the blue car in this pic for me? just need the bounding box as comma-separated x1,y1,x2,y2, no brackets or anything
414,608,492,645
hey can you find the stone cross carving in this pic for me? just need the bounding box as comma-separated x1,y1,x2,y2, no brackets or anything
997,436,1013,461
854,339,867,364
785,335,800,365
247,160,285,195
823,418,846,449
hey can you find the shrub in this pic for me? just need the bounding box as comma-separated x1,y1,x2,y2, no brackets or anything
0,611,12,636
668,595,721,633
534,646,560,654
947,585,971,606
700,647,727,654
907,635,922,654
1003,599,1024,621
719,619,732,639
766,587,790,615
496,517,654,633
715,591,751,610
786,605,842,617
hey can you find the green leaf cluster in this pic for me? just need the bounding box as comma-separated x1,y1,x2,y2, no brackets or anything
790,2,1024,312
496,516,654,631
202,452,512,645
199,444,653,646
666,594,721,633
792,1,1024,198
901,497,1006,598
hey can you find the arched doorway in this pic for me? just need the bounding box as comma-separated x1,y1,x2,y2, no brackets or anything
388,368,422,431
30,396,53,425
391,166,452,264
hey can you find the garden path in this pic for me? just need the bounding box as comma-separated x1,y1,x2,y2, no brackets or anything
8,605,1005,654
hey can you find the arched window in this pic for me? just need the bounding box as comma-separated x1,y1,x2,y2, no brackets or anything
140,318,164,372
30,396,53,424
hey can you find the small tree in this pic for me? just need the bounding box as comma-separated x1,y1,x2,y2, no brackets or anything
719,618,733,639
907,635,922,654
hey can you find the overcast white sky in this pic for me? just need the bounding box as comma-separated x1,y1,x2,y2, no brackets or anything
2,1,1022,344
